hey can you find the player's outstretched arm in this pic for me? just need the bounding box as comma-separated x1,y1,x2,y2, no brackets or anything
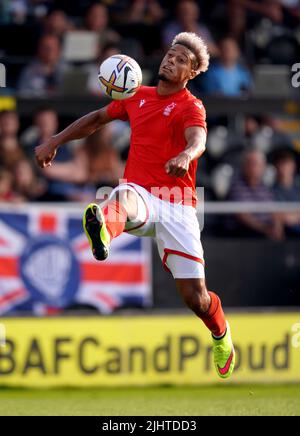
35,106,112,168
165,126,207,177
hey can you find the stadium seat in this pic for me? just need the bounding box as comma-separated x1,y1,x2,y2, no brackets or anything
206,126,229,159
211,163,234,199
59,69,89,95
62,31,99,62
253,65,292,97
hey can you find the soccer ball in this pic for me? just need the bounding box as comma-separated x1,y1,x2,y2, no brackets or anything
98,54,142,100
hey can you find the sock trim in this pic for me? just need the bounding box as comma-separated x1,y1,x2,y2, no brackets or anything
212,328,227,340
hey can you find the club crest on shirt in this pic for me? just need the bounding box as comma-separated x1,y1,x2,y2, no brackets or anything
163,102,176,116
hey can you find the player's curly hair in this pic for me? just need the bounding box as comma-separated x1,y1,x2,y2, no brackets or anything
172,32,210,73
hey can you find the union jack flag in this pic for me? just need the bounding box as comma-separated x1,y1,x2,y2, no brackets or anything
0,205,152,315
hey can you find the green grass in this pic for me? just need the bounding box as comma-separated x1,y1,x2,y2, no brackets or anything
0,385,299,416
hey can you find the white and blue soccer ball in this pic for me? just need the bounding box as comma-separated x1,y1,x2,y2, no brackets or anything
98,54,142,100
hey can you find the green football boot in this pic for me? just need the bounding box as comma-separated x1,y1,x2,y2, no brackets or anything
83,203,110,261
212,322,235,379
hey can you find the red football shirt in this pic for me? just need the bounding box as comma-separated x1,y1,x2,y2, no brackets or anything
106,86,207,207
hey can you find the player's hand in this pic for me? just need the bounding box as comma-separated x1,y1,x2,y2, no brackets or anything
165,152,191,177
35,139,58,168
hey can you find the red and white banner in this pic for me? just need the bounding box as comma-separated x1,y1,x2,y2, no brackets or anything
0,204,152,315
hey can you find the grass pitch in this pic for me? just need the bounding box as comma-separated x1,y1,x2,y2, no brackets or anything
0,384,299,416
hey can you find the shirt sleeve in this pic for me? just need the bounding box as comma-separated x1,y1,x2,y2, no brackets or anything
106,99,129,121
182,100,207,133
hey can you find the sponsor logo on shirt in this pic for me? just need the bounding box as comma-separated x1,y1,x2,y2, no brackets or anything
163,102,176,116
139,99,146,108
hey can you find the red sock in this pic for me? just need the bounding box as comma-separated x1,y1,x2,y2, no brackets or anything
102,200,127,240
201,291,227,337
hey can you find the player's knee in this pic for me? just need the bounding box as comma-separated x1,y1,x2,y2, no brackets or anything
177,279,210,316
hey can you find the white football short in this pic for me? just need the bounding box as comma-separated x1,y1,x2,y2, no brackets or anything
107,183,205,279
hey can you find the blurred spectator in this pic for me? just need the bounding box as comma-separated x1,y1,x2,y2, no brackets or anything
162,0,219,57
83,2,120,49
250,3,300,64
200,37,252,96
5,0,28,24
13,158,46,201
43,9,74,39
21,107,58,154
273,149,300,235
237,115,294,153
229,0,284,40
0,110,20,142
17,34,68,96
44,127,124,192
0,168,22,202
80,127,124,188
1,0,53,24
108,0,164,57
21,107,82,201
124,0,165,25
0,137,25,172
228,149,284,240
0,110,25,172
230,0,300,64
0,111,35,201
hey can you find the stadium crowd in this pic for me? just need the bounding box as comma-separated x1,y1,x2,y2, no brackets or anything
1,0,300,239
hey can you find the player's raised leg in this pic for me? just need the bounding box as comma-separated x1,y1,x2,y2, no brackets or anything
175,277,235,379
83,189,138,261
